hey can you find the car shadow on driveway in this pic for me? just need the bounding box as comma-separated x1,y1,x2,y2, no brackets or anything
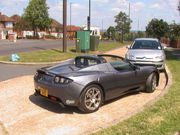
29,91,141,114
29,94,83,114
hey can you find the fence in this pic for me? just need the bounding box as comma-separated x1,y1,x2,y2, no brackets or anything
161,38,180,49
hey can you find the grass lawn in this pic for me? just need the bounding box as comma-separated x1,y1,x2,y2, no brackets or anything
93,50,180,135
0,41,130,63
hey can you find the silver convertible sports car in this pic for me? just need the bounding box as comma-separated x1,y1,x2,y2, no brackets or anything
34,55,159,113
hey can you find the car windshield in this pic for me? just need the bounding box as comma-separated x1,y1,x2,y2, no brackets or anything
131,40,162,50
99,55,132,71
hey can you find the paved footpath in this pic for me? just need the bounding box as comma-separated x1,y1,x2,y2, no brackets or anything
0,47,168,135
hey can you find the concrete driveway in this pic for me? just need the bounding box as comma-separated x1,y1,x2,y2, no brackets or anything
0,74,167,135
0,47,169,135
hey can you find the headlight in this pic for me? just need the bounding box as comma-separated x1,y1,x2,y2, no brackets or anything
129,55,135,60
54,76,72,84
126,53,135,60
155,55,164,59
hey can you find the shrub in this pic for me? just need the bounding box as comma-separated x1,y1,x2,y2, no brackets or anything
45,35,57,39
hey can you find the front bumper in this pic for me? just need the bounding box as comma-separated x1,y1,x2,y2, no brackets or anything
127,60,165,70
34,79,84,106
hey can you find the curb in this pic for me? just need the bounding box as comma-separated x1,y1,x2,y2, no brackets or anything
0,59,71,66
83,65,173,135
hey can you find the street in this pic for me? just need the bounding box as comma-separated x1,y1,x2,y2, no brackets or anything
0,63,43,82
0,40,75,82
0,40,75,56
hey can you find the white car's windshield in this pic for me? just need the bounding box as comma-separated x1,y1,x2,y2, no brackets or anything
131,40,162,50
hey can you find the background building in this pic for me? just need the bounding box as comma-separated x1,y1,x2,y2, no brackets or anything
0,12,15,40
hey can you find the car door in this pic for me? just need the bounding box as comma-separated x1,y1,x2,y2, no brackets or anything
106,63,139,100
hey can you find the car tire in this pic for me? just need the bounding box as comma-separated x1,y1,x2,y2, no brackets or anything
78,84,103,113
146,73,157,93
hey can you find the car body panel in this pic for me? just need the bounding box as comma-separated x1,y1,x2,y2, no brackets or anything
34,54,159,107
125,38,166,70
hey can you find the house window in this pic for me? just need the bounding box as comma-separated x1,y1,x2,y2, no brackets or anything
5,22,13,28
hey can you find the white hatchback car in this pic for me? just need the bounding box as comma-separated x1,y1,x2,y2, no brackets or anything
125,38,166,71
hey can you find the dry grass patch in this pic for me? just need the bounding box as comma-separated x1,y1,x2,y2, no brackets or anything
148,116,164,124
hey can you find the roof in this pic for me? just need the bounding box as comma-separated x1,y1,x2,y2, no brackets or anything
51,19,62,28
67,25,81,31
11,15,21,22
0,14,15,22
135,38,159,41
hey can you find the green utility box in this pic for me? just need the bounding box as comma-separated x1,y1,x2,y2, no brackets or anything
76,38,81,52
76,31,90,52
90,35,100,51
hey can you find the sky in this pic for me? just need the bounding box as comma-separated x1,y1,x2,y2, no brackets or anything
0,0,179,31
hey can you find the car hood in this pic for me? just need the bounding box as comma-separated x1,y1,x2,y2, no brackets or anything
126,49,165,61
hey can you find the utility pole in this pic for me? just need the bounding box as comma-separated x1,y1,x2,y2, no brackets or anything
178,0,180,16
63,0,67,52
70,2,73,32
138,19,140,31
129,2,131,19
87,0,91,31
128,1,131,41
102,19,104,32
70,2,72,39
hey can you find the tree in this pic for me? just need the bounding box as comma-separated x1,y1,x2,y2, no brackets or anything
146,18,169,39
169,23,180,40
114,12,132,42
136,31,146,38
23,0,52,37
102,32,108,39
13,17,32,32
107,26,116,40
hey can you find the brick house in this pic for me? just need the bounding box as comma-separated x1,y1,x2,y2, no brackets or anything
11,16,63,39
0,12,15,40
67,25,81,39
48,19,63,38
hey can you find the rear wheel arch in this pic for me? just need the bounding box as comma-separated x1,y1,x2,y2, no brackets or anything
80,82,105,102
78,83,104,113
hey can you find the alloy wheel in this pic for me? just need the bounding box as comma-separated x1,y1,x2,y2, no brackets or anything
84,87,102,111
